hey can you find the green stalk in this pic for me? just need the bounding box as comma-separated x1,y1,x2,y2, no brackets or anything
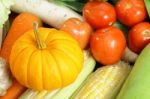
33,22,46,49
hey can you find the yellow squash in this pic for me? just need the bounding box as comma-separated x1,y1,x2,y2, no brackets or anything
9,22,84,91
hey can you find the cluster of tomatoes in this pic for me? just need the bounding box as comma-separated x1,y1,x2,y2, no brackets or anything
60,0,150,65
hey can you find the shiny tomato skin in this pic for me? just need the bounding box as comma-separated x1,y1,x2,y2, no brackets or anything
115,0,147,27
90,26,126,65
83,1,116,29
60,18,92,49
128,22,150,54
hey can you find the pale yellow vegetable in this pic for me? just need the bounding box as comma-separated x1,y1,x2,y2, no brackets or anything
0,57,12,96
122,46,138,63
73,61,131,99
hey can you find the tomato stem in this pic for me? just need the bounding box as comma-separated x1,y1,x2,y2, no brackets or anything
33,22,46,49
143,30,150,37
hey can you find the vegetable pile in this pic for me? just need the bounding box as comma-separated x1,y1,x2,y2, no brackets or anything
0,0,150,99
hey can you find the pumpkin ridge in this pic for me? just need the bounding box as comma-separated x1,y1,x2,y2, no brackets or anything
54,47,79,72
41,50,45,90
26,49,38,88
11,47,36,86
46,44,83,72
10,43,34,63
10,46,32,76
44,30,55,44
27,50,43,90
45,29,77,45
42,31,51,44
41,51,46,90
49,44,83,70
48,49,81,86
47,50,63,87
47,40,80,52
40,50,44,88
46,38,77,47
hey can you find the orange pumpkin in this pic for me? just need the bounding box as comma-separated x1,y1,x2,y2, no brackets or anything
9,23,84,91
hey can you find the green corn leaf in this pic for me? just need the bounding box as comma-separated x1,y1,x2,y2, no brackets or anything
144,0,150,17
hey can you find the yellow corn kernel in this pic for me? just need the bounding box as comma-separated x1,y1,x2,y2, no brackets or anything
74,61,131,99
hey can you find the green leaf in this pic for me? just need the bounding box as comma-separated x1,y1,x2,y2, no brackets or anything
49,0,86,12
50,0,86,2
2,20,10,42
53,0,76,1
144,0,150,17
109,0,118,5
61,1,84,12
0,0,14,28
113,21,129,39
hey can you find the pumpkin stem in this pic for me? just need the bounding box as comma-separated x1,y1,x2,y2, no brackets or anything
33,22,46,49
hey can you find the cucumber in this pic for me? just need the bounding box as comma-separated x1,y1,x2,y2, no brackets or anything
116,44,150,99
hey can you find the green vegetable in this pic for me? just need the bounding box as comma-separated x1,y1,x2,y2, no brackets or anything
2,20,10,42
117,44,150,99
0,0,14,28
50,0,86,12
0,28,2,48
144,0,150,17
113,21,129,39
109,0,118,5
113,21,138,63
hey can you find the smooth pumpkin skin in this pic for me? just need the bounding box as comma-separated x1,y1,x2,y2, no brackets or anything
9,28,84,91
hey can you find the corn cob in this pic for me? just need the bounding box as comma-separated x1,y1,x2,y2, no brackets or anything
19,50,96,99
73,61,131,99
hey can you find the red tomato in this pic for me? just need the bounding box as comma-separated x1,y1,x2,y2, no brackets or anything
90,26,126,65
60,18,92,49
83,1,116,29
115,0,147,27
128,22,150,54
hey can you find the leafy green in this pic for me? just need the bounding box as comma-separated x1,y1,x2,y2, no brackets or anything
2,20,10,42
144,0,150,17
50,0,87,3
60,1,84,12
109,0,118,5
0,0,14,28
113,21,129,39
49,0,87,12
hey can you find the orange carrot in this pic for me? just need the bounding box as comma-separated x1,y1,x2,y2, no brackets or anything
0,12,42,98
0,12,42,61
0,80,26,99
